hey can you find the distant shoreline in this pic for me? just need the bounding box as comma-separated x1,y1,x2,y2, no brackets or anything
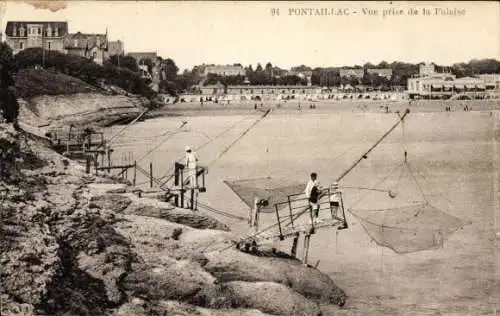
148,99,499,117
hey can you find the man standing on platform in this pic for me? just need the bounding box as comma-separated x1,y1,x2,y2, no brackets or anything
305,172,322,223
184,146,199,189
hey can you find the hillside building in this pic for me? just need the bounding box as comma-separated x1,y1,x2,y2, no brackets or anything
339,68,364,79
4,21,68,54
367,68,393,80
4,21,124,67
419,63,436,77
127,52,161,83
64,31,108,65
202,65,246,77
107,40,124,56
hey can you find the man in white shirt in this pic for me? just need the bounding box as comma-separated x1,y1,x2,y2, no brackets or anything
184,146,199,188
305,172,321,222
329,182,341,219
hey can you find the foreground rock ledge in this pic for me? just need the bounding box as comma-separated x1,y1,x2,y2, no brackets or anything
0,129,347,315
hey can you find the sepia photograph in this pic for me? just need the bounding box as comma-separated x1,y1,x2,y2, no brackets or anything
0,1,498,315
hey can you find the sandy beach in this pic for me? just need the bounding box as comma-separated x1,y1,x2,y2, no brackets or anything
104,99,499,314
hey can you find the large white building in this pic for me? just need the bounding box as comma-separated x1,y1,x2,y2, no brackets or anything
406,62,498,99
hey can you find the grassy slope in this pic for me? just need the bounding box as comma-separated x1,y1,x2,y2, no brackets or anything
14,68,100,99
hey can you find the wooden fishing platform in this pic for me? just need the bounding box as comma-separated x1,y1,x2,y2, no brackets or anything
232,217,346,248
224,110,411,264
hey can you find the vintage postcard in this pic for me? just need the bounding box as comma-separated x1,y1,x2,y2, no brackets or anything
0,1,498,315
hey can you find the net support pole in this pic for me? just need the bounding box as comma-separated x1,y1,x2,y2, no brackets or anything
174,162,182,207
133,161,137,186
302,234,311,265
107,147,111,173
149,162,153,188
190,189,195,211
336,108,410,183
291,232,299,258
85,155,91,174
180,166,184,208
251,197,260,233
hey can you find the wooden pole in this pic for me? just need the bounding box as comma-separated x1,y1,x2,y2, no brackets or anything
107,147,111,173
174,163,180,207
190,188,195,211
249,197,256,226
291,233,299,258
180,168,184,208
149,162,153,188
85,155,91,174
133,161,137,186
254,203,260,233
302,234,311,265
94,155,98,176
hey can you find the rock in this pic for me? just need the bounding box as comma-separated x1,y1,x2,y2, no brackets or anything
204,249,347,306
122,259,216,301
172,227,183,240
39,205,136,314
0,195,59,310
208,281,322,316
112,299,200,316
87,183,128,195
107,188,127,194
89,194,132,213
127,204,230,231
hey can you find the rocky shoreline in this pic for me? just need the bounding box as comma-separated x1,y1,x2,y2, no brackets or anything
0,123,347,315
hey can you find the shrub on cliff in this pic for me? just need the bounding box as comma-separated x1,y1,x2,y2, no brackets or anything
0,43,20,124
14,48,156,100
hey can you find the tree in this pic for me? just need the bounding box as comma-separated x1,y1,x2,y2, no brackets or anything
139,58,154,74
363,62,376,69
390,61,419,87
104,54,139,72
362,72,373,86
255,63,264,73
265,62,273,76
377,61,390,68
0,43,19,124
245,65,254,77
162,58,179,82
291,65,312,72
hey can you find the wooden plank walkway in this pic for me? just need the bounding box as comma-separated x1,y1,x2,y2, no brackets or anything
232,217,345,246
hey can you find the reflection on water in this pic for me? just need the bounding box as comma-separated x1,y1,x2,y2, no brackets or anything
104,111,498,314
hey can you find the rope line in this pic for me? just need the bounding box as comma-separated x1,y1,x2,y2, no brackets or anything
157,115,253,186
405,162,428,204
103,109,149,148
347,161,405,211
206,109,272,169
116,122,188,178
196,200,247,221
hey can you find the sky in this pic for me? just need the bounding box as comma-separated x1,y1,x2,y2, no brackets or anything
1,1,499,71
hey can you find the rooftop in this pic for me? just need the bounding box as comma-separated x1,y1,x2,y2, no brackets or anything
65,32,107,49
4,21,69,37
